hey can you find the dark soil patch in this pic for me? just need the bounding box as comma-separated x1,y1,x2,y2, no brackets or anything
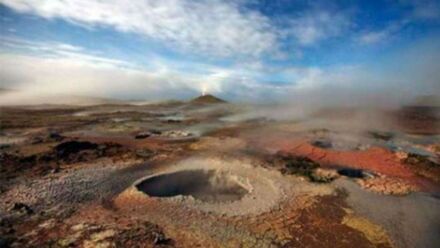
403,153,440,182
55,141,98,157
393,106,440,134
115,221,174,247
0,140,128,181
311,139,333,149
271,153,320,179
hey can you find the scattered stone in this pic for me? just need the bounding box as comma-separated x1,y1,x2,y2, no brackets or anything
83,240,109,248
90,229,116,242
135,149,154,158
395,151,408,160
310,168,339,183
153,231,169,245
368,131,394,141
48,132,64,142
50,167,60,174
356,144,371,151
362,171,376,179
135,132,151,139
38,219,56,229
30,132,64,144
311,139,332,149
404,153,439,167
357,177,415,195
71,223,87,232
9,203,34,215
162,119,182,124
162,130,191,138
403,153,440,182
427,144,440,154
115,222,173,247
58,232,82,247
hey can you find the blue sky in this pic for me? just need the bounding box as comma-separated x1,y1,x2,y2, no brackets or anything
0,0,439,103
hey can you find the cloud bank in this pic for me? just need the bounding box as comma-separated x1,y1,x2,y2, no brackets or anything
0,0,439,107
1,36,439,106
1,0,279,58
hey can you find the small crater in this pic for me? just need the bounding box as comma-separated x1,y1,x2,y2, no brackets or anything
337,168,374,179
136,170,249,203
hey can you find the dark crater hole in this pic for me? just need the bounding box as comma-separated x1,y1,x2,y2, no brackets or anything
337,168,374,179
136,170,249,203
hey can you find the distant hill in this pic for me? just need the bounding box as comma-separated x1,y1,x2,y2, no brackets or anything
0,87,15,93
190,94,226,104
411,95,440,107
0,89,125,106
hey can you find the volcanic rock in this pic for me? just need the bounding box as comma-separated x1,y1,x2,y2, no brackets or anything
368,131,394,141
114,222,173,247
10,202,33,215
135,149,154,158
310,168,339,183
55,141,98,158
275,154,321,179
403,153,440,182
311,139,332,149
356,177,415,195
134,132,151,139
48,132,64,142
162,130,191,138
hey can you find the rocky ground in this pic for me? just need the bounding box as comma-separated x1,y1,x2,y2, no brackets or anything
0,99,439,247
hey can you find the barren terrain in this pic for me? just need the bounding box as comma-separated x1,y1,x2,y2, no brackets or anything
0,95,439,247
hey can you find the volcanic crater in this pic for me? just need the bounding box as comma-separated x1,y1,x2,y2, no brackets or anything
123,157,324,216
136,169,250,203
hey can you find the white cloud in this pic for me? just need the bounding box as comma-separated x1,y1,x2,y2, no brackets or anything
358,30,390,44
0,51,292,104
0,36,135,68
0,0,279,58
357,16,415,45
288,9,351,46
0,38,289,103
357,22,403,45
1,34,439,106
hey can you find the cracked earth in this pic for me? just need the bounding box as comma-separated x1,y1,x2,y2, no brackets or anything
1,99,439,247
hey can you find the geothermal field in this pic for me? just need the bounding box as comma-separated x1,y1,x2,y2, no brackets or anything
1,0,440,247
0,94,439,248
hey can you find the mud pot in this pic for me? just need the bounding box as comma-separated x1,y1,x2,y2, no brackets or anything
136,169,249,202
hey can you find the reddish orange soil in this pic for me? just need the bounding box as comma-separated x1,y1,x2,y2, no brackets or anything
252,135,437,191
